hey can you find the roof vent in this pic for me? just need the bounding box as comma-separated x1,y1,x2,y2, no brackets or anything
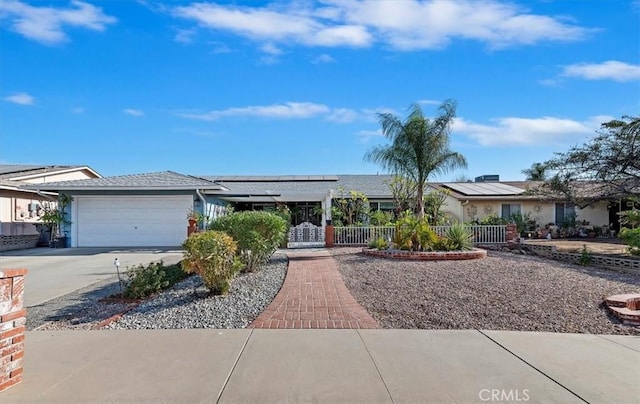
475,175,500,182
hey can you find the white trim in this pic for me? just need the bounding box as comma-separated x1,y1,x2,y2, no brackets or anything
9,166,101,181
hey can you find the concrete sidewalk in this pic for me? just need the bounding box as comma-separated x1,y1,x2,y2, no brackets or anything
1,329,638,404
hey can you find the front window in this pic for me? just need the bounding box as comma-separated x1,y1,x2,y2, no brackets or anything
501,203,521,218
555,203,576,226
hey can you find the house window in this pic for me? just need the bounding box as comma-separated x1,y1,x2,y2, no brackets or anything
555,203,576,226
369,201,395,212
501,203,521,218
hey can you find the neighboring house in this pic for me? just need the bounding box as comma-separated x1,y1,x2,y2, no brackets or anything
0,165,100,250
433,181,611,230
25,171,227,248
26,171,617,248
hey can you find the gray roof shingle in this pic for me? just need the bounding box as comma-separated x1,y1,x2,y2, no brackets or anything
200,174,399,197
25,171,223,191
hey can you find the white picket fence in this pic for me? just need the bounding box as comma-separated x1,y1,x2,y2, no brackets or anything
333,225,506,246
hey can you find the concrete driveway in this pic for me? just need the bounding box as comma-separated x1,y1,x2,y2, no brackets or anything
0,247,184,307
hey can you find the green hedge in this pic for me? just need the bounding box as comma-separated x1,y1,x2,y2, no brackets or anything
209,211,287,272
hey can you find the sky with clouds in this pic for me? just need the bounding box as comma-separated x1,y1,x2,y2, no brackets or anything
1,0,638,181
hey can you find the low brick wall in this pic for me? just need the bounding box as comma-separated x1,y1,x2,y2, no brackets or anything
362,248,487,261
0,269,27,392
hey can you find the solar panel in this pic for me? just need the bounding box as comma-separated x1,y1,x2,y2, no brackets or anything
442,182,525,196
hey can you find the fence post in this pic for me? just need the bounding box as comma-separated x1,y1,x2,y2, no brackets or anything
325,224,335,248
506,223,518,243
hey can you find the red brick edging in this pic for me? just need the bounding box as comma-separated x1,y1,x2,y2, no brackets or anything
250,250,379,329
362,248,487,260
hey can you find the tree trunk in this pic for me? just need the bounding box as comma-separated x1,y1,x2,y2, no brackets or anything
416,183,425,219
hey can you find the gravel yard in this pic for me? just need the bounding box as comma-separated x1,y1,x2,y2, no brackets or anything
331,247,640,335
31,254,287,330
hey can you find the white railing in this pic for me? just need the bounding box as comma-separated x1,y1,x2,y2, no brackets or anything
333,225,506,246
334,226,396,246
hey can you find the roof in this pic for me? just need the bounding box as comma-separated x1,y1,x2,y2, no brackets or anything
0,164,45,176
208,175,338,182
200,174,399,198
24,171,225,191
441,182,526,196
0,164,101,180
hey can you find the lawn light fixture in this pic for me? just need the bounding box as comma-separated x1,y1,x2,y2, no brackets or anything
114,258,123,295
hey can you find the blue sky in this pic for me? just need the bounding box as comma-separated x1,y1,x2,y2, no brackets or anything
1,0,638,181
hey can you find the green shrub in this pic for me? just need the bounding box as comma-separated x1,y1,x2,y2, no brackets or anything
181,230,240,295
620,228,640,255
369,237,389,250
123,261,188,299
393,210,436,251
370,210,393,226
209,211,287,272
444,223,474,251
432,236,455,251
579,244,593,265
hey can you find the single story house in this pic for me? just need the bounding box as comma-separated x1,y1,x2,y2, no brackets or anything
25,171,619,248
0,164,100,250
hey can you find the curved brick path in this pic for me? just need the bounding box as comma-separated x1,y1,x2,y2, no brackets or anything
250,249,379,329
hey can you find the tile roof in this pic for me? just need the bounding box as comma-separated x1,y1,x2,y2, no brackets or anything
0,164,97,180
24,171,224,191
0,164,47,177
200,174,399,197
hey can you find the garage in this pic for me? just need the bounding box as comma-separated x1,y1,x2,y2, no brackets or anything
75,195,192,247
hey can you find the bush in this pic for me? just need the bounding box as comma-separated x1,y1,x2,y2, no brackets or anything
443,223,474,251
369,237,389,250
181,230,240,295
620,227,640,255
123,261,188,299
393,210,436,251
370,210,393,226
209,211,287,272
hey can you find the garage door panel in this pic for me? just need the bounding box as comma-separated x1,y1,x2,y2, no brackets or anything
76,196,192,247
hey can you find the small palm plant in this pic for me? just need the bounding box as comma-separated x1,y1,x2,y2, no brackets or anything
444,223,474,251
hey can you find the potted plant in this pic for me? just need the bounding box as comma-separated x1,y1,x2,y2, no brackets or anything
186,208,204,228
40,194,73,248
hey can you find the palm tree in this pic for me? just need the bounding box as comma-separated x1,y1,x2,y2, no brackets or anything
364,100,467,219
521,162,547,181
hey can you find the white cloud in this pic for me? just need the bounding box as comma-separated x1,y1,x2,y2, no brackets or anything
261,42,283,55
417,99,441,105
312,54,336,64
357,129,383,142
174,28,195,44
173,2,372,49
172,0,592,52
454,115,614,146
123,108,145,117
326,108,359,123
4,92,35,105
178,102,330,121
0,0,116,44
561,60,640,82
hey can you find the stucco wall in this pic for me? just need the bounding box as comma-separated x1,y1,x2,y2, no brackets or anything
0,191,49,236
576,201,610,227
455,199,610,228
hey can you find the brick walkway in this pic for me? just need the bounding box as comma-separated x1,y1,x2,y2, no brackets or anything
250,250,379,329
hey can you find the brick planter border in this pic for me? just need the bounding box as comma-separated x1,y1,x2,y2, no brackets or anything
362,248,487,261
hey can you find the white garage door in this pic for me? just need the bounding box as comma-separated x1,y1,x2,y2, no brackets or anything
76,195,193,247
